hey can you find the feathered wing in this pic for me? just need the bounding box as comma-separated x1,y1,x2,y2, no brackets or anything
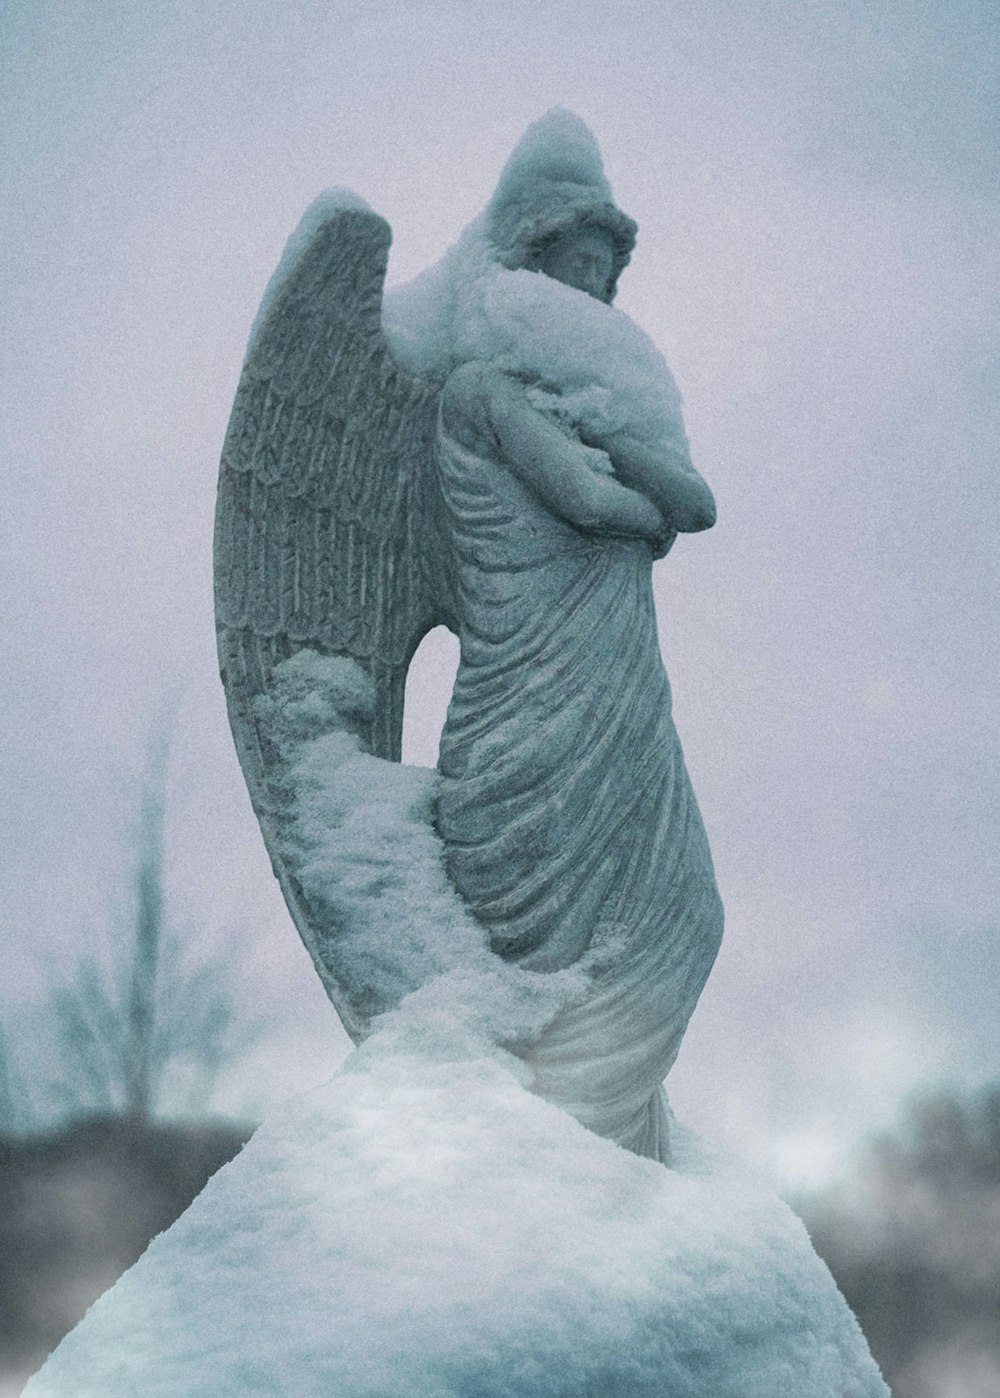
214,202,443,1041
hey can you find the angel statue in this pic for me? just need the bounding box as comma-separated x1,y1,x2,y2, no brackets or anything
215,109,724,1166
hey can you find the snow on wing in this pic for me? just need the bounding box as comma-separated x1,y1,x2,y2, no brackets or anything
214,204,441,1038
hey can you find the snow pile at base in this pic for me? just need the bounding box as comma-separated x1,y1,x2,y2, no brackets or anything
25,1020,887,1398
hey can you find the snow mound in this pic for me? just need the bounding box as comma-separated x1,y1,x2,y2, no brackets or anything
26,1029,887,1397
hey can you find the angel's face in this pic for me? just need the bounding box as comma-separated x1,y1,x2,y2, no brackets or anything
537,228,615,302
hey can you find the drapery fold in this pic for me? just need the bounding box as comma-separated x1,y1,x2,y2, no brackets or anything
434,414,723,1162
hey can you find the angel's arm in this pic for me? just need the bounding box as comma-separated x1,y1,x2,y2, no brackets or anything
584,421,716,533
442,361,667,545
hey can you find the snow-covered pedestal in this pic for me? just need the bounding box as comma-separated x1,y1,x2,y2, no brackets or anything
26,1024,887,1397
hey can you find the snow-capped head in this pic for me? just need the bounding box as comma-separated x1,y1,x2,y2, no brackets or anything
382,110,643,379
486,109,637,303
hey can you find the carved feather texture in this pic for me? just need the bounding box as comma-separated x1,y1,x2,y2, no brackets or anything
214,207,442,1038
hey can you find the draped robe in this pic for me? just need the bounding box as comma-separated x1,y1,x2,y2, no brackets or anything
434,367,724,1162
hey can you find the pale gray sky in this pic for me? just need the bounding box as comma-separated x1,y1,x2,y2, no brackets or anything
2,0,997,1188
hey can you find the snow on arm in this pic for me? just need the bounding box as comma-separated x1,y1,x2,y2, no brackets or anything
385,220,715,534
442,360,666,543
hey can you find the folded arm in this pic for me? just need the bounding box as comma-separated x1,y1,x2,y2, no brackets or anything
584,422,716,533
441,361,669,547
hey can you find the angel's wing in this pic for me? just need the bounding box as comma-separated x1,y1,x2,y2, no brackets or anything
214,200,442,1041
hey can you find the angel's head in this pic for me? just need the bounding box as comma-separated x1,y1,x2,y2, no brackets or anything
534,225,615,301
489,194,636,304
485,110,638,304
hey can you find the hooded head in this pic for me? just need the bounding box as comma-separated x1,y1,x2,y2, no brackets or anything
485,109,637,303
382,110,642,377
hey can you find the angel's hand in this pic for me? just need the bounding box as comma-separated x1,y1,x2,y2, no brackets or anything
585,472,669,544
446,363,674,544
592,428,716,534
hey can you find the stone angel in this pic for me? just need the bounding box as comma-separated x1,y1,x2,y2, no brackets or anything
215,110,723,1165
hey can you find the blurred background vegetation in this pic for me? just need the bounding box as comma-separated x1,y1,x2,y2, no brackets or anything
799,1083,1000,1397
0,742,261,1394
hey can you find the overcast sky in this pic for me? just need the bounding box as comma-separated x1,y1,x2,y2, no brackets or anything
2,0,997,1189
